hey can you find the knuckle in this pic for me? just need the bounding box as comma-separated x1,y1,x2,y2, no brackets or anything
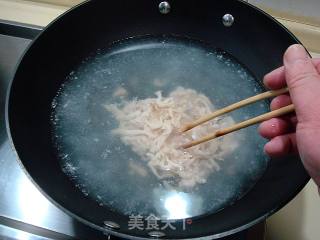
288,72,319,89
297,121,320,133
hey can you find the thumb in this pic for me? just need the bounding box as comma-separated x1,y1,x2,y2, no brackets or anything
284,44,320,124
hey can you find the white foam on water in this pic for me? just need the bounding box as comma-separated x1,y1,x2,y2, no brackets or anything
51,36,269,219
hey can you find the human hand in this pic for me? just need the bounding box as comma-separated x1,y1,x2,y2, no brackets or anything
259,44,320,186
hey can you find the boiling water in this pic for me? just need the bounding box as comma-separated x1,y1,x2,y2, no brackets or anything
52,36,269,220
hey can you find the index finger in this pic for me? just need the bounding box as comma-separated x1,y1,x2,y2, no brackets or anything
263,58,320,90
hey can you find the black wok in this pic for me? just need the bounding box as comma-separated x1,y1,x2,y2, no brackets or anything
6,0,309,239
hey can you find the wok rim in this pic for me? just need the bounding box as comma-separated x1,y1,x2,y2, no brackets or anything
5,0,310,239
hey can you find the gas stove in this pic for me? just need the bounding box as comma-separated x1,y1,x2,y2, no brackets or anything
0,20,263,240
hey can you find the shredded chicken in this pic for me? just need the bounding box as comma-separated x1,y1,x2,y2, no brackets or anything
105,87,238,188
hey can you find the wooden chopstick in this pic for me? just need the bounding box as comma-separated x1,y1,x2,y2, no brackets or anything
179,87,289,132
182,104,295,149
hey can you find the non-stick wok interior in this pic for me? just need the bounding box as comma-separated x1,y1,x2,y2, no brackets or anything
51,35,269,220
7,0,309,239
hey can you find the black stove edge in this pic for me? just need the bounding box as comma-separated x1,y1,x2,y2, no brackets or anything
0,216,77,240
0,19,43,40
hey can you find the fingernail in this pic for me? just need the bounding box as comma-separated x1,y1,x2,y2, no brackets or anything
265,138,280,152
265,139,275,149
263,75,271,88
284,44,308,65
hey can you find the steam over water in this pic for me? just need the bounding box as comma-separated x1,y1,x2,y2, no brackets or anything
51,36,269,220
